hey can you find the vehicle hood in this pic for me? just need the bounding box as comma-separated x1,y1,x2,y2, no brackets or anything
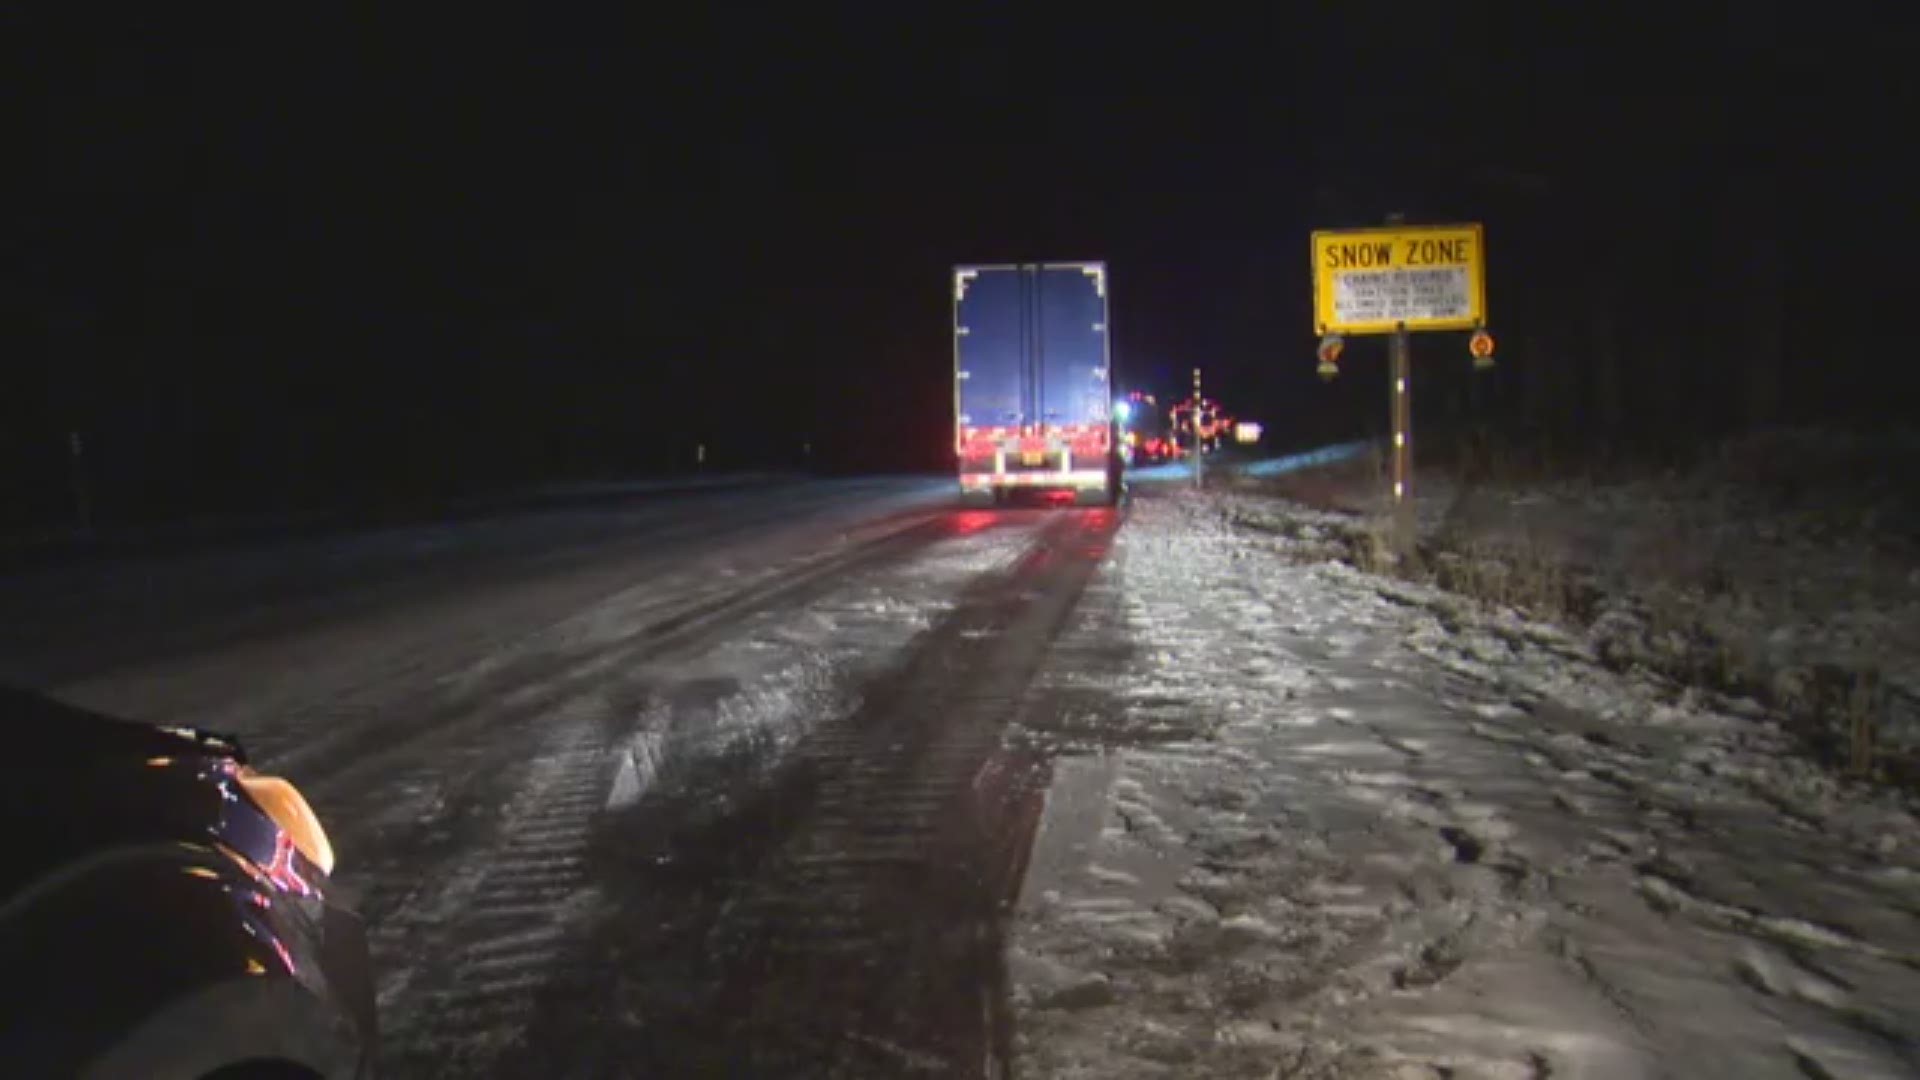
0,685,245,764
0,686,244,904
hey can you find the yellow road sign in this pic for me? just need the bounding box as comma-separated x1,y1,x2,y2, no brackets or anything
1311,223,1486,335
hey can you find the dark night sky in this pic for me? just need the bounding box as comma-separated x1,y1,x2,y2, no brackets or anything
12,8,1909,526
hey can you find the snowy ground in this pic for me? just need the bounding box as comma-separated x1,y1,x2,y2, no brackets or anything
8,478,950,724
1,477,1001,1074
356,507,1057,1074
1008,489,1920,1078
9,463,1918,1076
0,469,796,553
1222,432,1920,775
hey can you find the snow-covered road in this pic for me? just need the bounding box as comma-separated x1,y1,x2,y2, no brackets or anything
5,474,1915,1077
3,479,1117,1074
1010,491,1920,1079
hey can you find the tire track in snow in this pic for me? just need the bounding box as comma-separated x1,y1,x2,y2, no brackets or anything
498,508,1121,1077
374,698,612,1074
41,482,943,738
298,512,1003,1074
300,506,957,918
709,511,1116,1076
290,508,953,801
329,509,1057,1075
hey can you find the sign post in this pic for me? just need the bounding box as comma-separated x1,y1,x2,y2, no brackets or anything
1389,326,1412,548
68,430,93,536
1311,220,1488,556
1191,367,1204,488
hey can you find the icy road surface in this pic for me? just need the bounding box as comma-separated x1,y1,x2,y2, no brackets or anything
2,478,1113,1074
4,476,1917,1077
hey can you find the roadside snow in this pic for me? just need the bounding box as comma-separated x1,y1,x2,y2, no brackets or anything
1225,431,1920,769
1433,466,1919,764
1008,491,1920,1078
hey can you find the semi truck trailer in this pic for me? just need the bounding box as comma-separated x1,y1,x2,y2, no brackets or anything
952,262,1116,505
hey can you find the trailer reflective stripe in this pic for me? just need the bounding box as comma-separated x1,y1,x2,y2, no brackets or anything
960,469,1108,489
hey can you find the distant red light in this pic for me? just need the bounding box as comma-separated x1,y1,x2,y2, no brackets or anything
950,510,997,534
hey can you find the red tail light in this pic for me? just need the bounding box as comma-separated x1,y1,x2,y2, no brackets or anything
1064,423,1109,459
960,426,1002,458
